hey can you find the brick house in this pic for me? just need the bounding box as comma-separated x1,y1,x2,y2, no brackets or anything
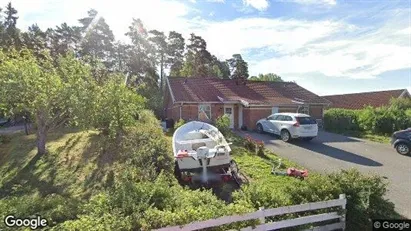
323,89,411,110
164,77,331,130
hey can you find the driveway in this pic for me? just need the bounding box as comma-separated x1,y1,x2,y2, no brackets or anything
236,130,411,218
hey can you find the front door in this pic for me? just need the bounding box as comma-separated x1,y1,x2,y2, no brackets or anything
224,105,234,129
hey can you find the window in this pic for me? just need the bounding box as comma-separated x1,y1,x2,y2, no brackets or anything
198,104,211,121
296,116,317,125
284,116,293,121
276,115,285,121
267,114,277,120
298,105,309,115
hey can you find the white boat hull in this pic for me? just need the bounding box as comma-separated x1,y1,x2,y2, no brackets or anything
172,121,232,172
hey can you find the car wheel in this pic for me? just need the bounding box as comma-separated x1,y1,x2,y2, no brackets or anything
280,130,291,142
256,123,264,134
396,143,410,155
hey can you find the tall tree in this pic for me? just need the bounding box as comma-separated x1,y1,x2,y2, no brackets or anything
249,73,283,82
210,55,230,79
227,54,249,79
0,49,95,155
148,30,167,94
125,18,153,79
46,23,81,57
21,24,47,56
78,9,98,32
79,10,115,69
166,31,185,77
182,33,212,77
1,2,20,48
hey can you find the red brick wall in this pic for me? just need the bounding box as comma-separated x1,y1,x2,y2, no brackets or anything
212,104,224,120
309,105,323,119
279,107,298,113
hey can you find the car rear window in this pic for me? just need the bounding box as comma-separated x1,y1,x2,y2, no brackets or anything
296,117,317,125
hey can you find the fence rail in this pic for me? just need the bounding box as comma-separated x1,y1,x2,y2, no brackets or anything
155,194,346,231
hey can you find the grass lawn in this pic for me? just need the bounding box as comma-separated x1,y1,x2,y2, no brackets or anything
334,130,391,144
0,128,116,199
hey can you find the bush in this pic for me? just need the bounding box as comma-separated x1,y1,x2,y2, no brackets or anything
285,169,399,231
325,98,411,136
174,119,185,130
324,108,360,133
244,135,256,152
256,140,264,157
215,115,231,135
0,194,80,228
0,134,11,144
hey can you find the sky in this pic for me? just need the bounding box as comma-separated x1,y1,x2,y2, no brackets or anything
2,0,411,96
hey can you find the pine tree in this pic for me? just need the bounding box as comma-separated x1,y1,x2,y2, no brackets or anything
79,9,115,69
227,54,249,79
1,2,21,48
166,31,185,76
148,30,167,94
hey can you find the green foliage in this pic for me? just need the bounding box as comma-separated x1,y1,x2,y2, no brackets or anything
119,118,174,182
0,49,95,154
0,134,11,144
215,114,231,135
325,98,411,136
324,108,360,132
174,118,185,130
249,73,283,82
91,74,145,137
328,169,400,230
244,135,257,152
227,54,249,79
0,194,80,228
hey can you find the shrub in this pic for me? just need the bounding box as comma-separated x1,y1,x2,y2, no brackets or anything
325,99,411,136
0,134,11,144
244,135,256,152
174,119,185,130
215,115,231,135
286,169,400,231
256,140,264,157
324,108,360,133
0,194,80,228
329,169,400,230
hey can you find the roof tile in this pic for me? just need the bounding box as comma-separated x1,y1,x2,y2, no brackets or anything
323,89,407,110
168,77,330,105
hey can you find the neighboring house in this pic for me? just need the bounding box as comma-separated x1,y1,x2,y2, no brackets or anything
323,89,411,110
164,77,330,130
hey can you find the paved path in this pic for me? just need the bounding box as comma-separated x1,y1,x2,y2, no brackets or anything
237,130,411,218
0,125,25,135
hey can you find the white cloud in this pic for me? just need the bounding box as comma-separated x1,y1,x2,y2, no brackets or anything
242,0,269,11
3,0,410,82
207,0,225,2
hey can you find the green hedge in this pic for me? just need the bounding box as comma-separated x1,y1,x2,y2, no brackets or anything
324,98,411,135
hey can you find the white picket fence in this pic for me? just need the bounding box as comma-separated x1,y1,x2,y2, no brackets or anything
155,194,346,231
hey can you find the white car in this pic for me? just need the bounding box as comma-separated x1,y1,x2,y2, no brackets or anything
256,113,318,142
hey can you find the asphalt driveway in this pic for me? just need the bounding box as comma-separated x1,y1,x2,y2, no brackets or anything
236,130,411,218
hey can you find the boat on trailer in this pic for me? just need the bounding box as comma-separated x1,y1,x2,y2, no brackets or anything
172,121,241,185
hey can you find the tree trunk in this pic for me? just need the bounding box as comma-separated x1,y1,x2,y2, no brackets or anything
36,110,47,155
160,53,164,96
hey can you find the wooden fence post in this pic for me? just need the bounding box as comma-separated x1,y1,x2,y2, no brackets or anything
339,194,346,231
259,207,265,224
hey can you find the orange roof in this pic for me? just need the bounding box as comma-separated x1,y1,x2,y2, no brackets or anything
323,89,409,110
167,77,330,105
